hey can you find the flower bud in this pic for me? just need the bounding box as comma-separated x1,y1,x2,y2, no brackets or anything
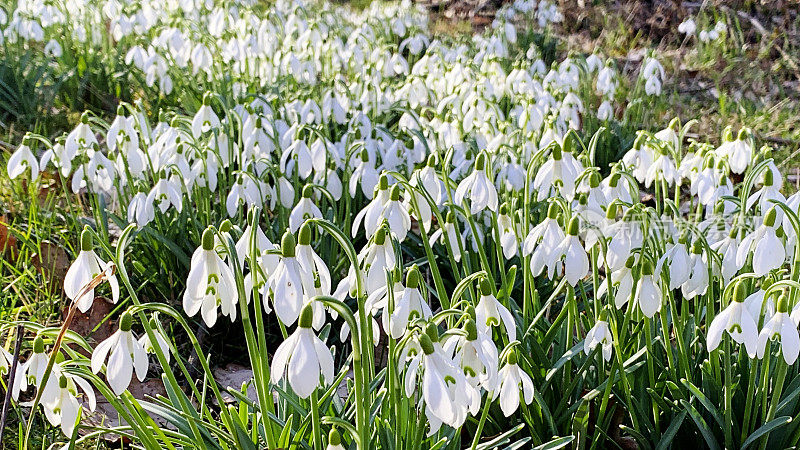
567,217,580,236
80,111,90,124
419,333,434,355
302,185,314,199
764,207,777,227
507,351,518,365
120,311,133,332
328,428,342,446
547,202,559,219
776,294,789,314
219,219,232,233
281,231,297,257
378,173,388,190
464,319,478,341
202,227,216,251
34,335,45,354
406,265,420,289
475,152,486,171
80,226,93,252
733,283,746,303
299,223,312,246
390,185,401,201
299,304,314,328
641,260,654,276
479,278,493,296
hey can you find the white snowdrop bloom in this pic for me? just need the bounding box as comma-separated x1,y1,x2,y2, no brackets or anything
448,321,500,394
404,329,471,433
183,228,238,327
736,208,785,276
710,229,740,284
269,231,306,325
388,266,432,339
656,238,691,289
678,18,696,35
597,256,635,309
475,278,516,342
633,262,662,318
148,175,183,214
44,39,62,57
757,295,800,365
746,169,785,220
191,97,220,138
496,205,519,259
281,139,314,180
707,286,758,358
523,203,565,276
681,242,709,300
289,186,323,233
138,325,171,364
64,229,119,313
604,216,643,272
494,352,534,417
533,144,580,201
584,314,613,361
41,369,94,437
127,190,155,228
91,312,149,395
455,153,498,214
235,219,279,271
379,185,412,242
351,175,390,237
429,212,465,262
406,172,434,233
271,305,335,398
641,57,664,96
14,336,55,401
7,138,39,180
727,129,753,174
550,217,589,285
597,100,613,121
295,224,332,295
359,227,397,294
349,149,380,199
645,150,679,187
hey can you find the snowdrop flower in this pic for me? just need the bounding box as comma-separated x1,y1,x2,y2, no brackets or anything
15,336,54,401
736,207,785,276
678,18,696,35
183,228,238,327
42,370,95,437
523,203,565,276
127,189,155,227
389,266,432,339
533,144,579,201
550,217,589,285
429,212,464,262
138,322,171,364
645,148,679,187
271,304,334,398
445,318,499,391
359,227,398,294
475,278,516,342
597,101,613,121
191,94,220,138
641,57,664,96
381,185,412,242
64,228,119,313
91,312,149,395
455,153,498,214
727,128,753,174
7,138,39,180
349,149,380,199
707,285,758,357
656,237,691,289
64,112,97,163
757,295,800,365
296,224,332,297
633,261,662,318
584,311,613,361
289,185,323,233
494,351,534,417
148,174,183,214
598,256,635,309
496,204,519,259
404,326,471,433
681,242,709,299
269,231,306,325
352,175,390,238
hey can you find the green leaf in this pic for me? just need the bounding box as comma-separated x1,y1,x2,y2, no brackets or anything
741,416,792,449
533,436,575,450
680,399,720,450
655,410,687,450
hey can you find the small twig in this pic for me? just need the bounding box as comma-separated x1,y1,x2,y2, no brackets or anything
0,324,25,442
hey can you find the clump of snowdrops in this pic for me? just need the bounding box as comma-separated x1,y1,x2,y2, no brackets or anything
4,0,800,449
